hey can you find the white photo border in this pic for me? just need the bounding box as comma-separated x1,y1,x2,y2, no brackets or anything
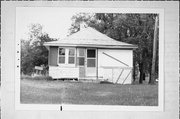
15,7,164,111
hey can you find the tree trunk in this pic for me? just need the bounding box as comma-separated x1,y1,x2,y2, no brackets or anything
133,62,136,83
139,62,144,84
149,15,158,84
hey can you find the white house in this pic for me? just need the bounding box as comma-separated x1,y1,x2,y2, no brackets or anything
44,26,137,84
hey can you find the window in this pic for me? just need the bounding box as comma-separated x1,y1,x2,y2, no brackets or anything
87,49,96,58
79,49,85,56
77,49,85,66
68,49,75,64
59,48,65,64
58,48,75,65
87,49,96,67
87,59,95,67
78,57,85,66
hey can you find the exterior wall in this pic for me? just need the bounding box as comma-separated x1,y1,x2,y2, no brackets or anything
79,67,85,78
48,46,79,79
98,49,133,84
48,46,133,83
49,66,79,79
49,46,58,66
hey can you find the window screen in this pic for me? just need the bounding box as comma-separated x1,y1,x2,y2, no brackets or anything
78,57,85,66
87,49,96,58
68,49,75,64
77,49,85,66
59,48,65,64
59,57,65,63
68,57,75,64
59,48,65,55
87,59,96,67
78,49,85,56
69,49,75,56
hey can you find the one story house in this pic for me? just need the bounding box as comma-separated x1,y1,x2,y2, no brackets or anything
44,26,137,84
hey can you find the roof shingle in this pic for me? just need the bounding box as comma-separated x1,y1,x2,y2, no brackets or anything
44,27,137,49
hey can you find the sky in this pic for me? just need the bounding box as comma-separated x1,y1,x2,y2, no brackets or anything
15,7,127,41
16,7,78,40
16,7,152,41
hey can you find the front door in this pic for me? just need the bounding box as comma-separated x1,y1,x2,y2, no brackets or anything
86,49,97,78
77,48,86,79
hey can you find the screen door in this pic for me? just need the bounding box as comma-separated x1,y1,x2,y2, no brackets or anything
86,49,97,77
77,48,86,78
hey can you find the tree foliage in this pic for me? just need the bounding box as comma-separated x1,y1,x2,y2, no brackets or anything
28,23,43,43
69,13,159,84
21,24,56,75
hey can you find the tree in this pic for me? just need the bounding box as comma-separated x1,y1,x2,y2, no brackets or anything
69,13,96,35
69,13,159,84
28,23,43,44
21,24,57,75
21,39,33,75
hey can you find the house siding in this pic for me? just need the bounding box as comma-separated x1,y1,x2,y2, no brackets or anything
79,67,85,78
97,49,133,84
49,66,79,79
49,46,58,66
48,47,133,84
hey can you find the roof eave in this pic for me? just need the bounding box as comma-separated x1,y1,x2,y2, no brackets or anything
44,43,138,49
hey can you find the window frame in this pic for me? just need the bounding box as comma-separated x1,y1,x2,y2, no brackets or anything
58,47,76,66
68,48,76,64
77,48,85,67
58,48,66,64
86,48,96,68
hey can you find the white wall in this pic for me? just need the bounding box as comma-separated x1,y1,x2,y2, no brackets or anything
49,49,133,83
98,49,133,84
49,66,79,79
98,49,133,67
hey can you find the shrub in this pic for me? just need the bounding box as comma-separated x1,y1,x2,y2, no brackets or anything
33,76,53,81
21,75,33,80
44,76,53,81
100,80,114,84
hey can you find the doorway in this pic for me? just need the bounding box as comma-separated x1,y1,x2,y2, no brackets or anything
86,49,97,78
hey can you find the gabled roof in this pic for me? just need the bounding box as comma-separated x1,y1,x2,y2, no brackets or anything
44,27,137,49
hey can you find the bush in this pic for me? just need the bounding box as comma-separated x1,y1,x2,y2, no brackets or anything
100,80,114,84
21,75,53,81
21,75,33,80
44,76,53,81
33,76,53,81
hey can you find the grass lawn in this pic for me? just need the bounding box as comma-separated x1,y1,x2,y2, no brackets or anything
21,79,158,106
